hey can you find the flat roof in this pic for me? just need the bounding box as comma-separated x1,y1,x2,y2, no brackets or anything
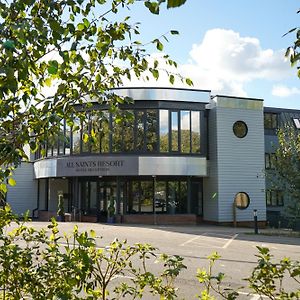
112,87,211,103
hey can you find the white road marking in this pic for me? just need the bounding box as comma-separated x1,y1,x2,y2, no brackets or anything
222,234,238,249
238,291,265,299
180,234,205,246
180,232,238,249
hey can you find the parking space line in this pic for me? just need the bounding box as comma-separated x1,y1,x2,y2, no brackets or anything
180,234,206,246
222,233,238,249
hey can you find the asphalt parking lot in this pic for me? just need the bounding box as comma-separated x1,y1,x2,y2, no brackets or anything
8,222,300,299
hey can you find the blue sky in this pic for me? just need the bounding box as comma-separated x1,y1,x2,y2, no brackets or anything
117,0,300,109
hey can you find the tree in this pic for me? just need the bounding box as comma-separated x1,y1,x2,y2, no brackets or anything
0,0,190,196
285,10,300,77
271,125,300,220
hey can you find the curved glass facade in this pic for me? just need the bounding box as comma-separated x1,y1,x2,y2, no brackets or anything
35,105,206,159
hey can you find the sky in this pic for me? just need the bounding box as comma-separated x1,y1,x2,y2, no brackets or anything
115,0,300,109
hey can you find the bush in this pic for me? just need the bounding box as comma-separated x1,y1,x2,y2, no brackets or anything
0,205,299,299
0,205,186,299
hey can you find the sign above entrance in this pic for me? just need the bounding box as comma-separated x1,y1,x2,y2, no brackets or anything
57,156,138,177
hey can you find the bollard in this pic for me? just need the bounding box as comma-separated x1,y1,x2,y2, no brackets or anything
253,209,258,234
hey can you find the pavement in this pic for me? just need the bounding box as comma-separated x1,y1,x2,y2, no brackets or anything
7,221,300,299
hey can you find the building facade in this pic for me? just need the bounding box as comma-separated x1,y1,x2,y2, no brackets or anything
6,87,277,225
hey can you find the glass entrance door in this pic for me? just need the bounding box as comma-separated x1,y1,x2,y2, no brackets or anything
99,181,117,212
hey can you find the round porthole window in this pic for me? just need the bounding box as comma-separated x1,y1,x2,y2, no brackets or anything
233,121,248,138
235,192,250,209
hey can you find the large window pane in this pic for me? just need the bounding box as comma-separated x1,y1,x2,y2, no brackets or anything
100,111,110,153
82,114,90,153
140,181,153,213
171,111,179,152
167,181,178,214
180,111,190,153
146,110,158,152
90,113,101,153
112,113,123,153
191,111,200,153
58,120,65,155
159,110,169,152
123,110,134,152
155,181,166,213
72,117,81,154
65,122,71,155
136,110,145,151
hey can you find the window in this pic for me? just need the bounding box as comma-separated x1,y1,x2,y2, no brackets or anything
40,107,205,157
180,111,190,153
171,111,179,152
146,110,158,152
191,111,200,153
293,118,300,129
265,153,276,169
234,192,250,209
159,110,169,152
233,121,248,138
264,113,278,129
266,190,284,207
72,117,81,154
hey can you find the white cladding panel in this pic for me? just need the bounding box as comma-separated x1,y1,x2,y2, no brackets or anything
215,100,266,222
6,162,37,216
203,109,219,221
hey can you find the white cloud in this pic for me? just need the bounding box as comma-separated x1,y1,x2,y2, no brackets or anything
272,85,300,97
179,28,292,96
123,28,293,98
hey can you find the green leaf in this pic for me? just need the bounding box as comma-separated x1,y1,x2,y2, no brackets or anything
167,0,187,9
169,74,175,84
48,60,59,75
156,40,163,51
45,78,52,87
145,1,160,14
8,178,16,187
185,78,193,86
0,183,7,193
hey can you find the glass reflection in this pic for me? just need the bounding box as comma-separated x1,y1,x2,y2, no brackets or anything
100,111,109,153
171,111,179,152
181,111,190,153
90,113,101,153
191,111,200,153
136,110,145,151
146,110,158,152
123,110,134,152
72,117,81,154
112,113,123,153
159,110,169,152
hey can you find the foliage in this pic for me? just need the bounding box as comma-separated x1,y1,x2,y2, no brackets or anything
0,205,300,299
0,0,191,195
271,125,300,220
285,9,300,77
248,246,300,299
196,252,239,300
0,205,187,299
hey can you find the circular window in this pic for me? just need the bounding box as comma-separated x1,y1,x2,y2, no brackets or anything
233,121,248,138
235,192,250,209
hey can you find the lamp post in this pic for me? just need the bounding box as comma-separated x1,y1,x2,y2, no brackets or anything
253,209,258,234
